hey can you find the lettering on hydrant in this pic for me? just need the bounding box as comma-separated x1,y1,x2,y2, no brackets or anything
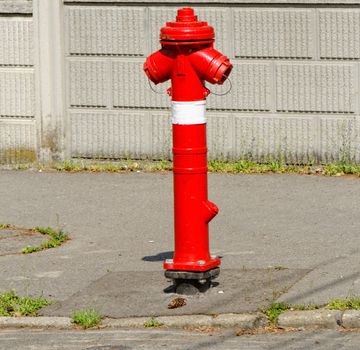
144,8,232,281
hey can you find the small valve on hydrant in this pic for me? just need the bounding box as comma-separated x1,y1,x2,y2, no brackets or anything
144,8,232,294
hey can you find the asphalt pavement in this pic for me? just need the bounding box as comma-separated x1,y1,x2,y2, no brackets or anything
0,171,360,314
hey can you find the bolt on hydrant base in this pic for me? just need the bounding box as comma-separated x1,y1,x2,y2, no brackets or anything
144,8,232,291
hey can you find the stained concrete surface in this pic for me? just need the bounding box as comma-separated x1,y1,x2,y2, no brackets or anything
42,268,308,317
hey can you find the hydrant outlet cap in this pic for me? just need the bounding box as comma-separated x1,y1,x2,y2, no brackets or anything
160,8,214,42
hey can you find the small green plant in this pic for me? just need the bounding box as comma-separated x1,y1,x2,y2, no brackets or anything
22,226,69,254
144,317,163,328
72,308,102,329
268,161,284,173
324,163,343,176
327,297,360,310
324,162,360,176
0,290,50,316
0,224,10,229
262,302,289,324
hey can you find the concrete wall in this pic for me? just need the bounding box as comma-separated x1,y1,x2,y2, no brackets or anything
0,1,35,163
2,0,360,163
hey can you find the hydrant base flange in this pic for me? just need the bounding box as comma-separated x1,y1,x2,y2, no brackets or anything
164,257,221,272
165,268,220,295
165,267,220,281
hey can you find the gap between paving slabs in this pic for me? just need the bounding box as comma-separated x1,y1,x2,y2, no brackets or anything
0,224,69,255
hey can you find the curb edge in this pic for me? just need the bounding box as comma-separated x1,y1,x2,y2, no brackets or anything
1,310,360,330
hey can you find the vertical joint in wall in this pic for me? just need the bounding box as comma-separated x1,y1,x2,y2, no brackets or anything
34,0,66,162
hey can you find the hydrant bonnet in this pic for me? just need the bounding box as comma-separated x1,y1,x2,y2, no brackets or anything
144,8,232,95
160,8,214,42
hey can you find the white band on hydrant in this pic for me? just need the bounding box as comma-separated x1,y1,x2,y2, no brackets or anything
172,100,206,125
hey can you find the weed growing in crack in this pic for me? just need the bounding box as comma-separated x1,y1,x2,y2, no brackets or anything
262,303,289,324
22,226,69,254
327,298,360,310
72,308,102,329
0,290,50,316
263,302,321,324
144,317,163,328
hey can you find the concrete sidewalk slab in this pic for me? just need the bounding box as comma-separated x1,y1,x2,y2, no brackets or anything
41,268,308,317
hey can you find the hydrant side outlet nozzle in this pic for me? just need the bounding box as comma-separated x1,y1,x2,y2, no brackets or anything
144,8,233,274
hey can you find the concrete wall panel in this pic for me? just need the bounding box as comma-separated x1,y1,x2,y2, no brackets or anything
70,111,150,159
69,60,108,108
0,18,33,66
207,62,272,111
5,1,360,164
207,113,234,159
233,115,316,163
0,1,32,14
112,60,170,109
150,111,172,160
0,70,34,117
320,117,360,163
276,64,355,113
67,6,145,56
319,10,360,60
234,9,314,59
0,121,36,163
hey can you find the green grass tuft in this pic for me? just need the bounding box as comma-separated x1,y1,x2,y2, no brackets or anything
72,308,102,329
262,302,289,324
263,302,321,323
327,297,360,310
324,162,360,176
22,226,69,254
207,160,311,175
0,224,10,229
0,290,50,316
144,317,163,328
52,159,172,173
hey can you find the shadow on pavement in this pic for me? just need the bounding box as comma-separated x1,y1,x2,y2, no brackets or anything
142,251,173,262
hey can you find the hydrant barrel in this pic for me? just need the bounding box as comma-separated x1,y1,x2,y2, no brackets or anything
144,8,232,280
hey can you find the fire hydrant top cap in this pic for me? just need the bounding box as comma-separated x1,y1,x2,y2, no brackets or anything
160,8,214,42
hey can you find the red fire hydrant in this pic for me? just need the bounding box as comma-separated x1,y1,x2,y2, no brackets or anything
144,8,232,294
